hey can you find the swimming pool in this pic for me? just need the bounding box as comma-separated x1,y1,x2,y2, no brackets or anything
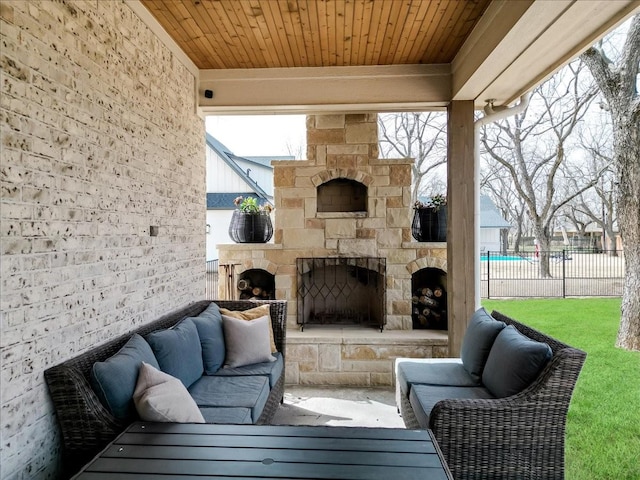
480,254,525,261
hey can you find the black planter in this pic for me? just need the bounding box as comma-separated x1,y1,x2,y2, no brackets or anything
229,211,274,243
411,207,446,242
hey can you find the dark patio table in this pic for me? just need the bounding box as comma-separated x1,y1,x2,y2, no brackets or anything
71,422,453,479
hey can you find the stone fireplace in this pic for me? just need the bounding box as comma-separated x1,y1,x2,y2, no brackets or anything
218,114,448,385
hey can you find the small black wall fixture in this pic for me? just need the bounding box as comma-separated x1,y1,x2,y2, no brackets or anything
204,89,213,99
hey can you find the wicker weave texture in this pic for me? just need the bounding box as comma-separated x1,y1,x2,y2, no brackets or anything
44,299,287,478
398,310,587,480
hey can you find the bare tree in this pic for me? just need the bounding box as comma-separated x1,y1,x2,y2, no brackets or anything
559,203,596,239
481,61,599,277
595,176,617,253
576,118,618,254
378,112,447,203
581,14,640,351
563,165,617,254
286,138,306,160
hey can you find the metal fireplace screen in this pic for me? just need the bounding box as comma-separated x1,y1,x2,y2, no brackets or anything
296,257,386,331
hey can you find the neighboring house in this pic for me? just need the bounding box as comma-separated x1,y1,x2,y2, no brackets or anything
561,224,622,252
479,195,511,253
205,133,292,260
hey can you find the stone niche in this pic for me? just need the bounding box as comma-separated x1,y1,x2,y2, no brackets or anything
237,269,275,300
317,178,367,213
411,267,448,330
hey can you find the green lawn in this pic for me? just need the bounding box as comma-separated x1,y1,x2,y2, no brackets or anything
482,298,640,480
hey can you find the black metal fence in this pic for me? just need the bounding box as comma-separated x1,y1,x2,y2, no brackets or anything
208,251,625,301
481,250,625,298
205,259,219,300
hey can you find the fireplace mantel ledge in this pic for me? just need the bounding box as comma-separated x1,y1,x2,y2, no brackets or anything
217,243,282,251
288,328,448,346
402,241,447,248
317,212,367,219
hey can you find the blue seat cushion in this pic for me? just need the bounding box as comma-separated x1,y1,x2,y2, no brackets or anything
90,334,159,420
409,384,495,429
213,352,283,387
199,407,253,424
190,303,226,375
188,375,270,423
145,318,203,389
460,308,506,382
482,325,552,398
397,359,478,398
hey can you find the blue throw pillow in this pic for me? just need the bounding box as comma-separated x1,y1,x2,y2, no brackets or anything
460,308,506,382
90,334,159,420
482,325,553,398
145,318,204,388
190,302,226,375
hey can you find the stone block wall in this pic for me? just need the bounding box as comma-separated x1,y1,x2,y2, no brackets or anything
285,330,450,386
1,2,204,478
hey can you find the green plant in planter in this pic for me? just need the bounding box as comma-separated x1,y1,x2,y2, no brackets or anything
233,196,273,214
414,193,447,211
230,196,274,243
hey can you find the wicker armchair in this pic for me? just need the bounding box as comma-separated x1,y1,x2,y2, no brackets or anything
399,310,587,480
44,299,287,478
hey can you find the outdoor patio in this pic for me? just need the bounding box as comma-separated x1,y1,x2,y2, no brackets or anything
272,386,404,428
1,1,636,479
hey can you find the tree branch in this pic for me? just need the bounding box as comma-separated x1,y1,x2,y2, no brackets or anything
581,46,615,101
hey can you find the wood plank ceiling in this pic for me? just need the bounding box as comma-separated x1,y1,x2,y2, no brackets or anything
140,0,492,70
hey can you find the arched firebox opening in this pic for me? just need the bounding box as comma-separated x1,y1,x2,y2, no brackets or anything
411,267,447,330
237,269,275,300
317,178,367,213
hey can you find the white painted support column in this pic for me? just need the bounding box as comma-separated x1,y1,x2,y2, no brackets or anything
446,101,476,356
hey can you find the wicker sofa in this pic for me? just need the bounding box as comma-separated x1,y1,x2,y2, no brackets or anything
395,309,587,480
45,299,287,478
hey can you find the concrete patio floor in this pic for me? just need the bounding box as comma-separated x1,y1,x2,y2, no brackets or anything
271,386,405,428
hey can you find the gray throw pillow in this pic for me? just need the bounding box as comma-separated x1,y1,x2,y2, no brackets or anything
133,362,205,423
90,334,160,420
460,308,506,382
482,325,552,398
219,304,277,353
190,303,226,375
221,314,276,368
145,318,204,389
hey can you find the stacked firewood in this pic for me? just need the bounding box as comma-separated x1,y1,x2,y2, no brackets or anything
411,286,447,330
237,278,273,300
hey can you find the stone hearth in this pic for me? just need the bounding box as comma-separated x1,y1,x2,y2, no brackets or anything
218,114,448,386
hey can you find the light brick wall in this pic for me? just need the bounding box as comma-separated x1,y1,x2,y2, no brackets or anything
1,2,205,478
